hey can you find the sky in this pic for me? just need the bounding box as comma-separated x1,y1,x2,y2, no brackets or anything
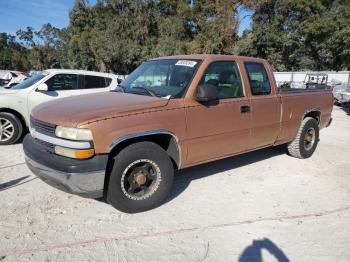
0,0,253,36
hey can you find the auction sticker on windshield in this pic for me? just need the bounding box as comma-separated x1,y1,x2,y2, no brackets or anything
175,60,197,67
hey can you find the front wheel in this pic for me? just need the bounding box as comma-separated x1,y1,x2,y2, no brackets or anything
107,141,174,213
287,117,319,159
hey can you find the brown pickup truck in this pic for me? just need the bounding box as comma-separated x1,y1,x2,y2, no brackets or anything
23,55,333,213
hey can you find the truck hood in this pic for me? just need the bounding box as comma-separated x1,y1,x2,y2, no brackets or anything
32,92,170,127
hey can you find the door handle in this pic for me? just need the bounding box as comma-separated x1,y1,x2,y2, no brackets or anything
240,105,251,113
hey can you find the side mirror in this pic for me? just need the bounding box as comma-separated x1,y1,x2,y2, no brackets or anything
194,84,218,102
37,83,48,92
117,78,123,84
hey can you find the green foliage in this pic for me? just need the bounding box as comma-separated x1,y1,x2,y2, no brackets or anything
0,33,30,71
190,0,239,54
0,0,349,73
16,24,67,70
63,0,240,73
235,0,350,71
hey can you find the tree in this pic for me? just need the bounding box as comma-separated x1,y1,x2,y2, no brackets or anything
66,0,98,70
17,24,66,70
0,33,30,71
190,0,240,54
2,0,349,73
236,0,350,71
65,0,242,73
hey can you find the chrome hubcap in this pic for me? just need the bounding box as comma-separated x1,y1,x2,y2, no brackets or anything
304,127,316,151
0,118,14,142
121,159,162,201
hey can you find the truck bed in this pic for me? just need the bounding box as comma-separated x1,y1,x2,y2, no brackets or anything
278,87,331,94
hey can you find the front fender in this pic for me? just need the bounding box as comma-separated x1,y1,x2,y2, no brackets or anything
0,94,29,126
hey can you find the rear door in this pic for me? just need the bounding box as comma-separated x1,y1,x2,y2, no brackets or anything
80,75,113,95
27,73,81,112
244,61,281,149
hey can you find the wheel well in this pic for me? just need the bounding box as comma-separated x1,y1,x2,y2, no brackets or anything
304,110,321,125
109,133,180,168
103,134,180,198
0,108,27,131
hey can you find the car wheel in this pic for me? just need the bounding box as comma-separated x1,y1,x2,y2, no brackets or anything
107,141,174,213
287,117,319,159
0,112,23,145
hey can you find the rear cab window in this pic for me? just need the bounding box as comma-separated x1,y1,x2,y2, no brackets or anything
244,62,271,96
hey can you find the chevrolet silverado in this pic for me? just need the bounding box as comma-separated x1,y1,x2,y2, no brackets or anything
23,55,333,213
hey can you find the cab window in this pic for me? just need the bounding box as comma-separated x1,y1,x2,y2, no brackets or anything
83,75,112,89
45,74,79,91
199,61,244,99
244,62,271,95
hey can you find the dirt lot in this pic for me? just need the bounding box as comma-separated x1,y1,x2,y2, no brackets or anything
0,106,349,262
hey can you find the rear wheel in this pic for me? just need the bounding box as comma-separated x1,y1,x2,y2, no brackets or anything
287,117,319,159
0,112,23,145
107,141,174,213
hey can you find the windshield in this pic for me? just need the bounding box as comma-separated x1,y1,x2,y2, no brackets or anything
11,73,47,90
119,59,200,98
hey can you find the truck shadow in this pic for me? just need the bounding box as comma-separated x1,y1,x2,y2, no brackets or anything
239,238,290,262
0,175,29,191
168,146,286,202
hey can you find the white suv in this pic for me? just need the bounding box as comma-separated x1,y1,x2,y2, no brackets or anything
0,69,119,145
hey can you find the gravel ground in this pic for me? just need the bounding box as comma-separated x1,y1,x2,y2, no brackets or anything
0,106,349,262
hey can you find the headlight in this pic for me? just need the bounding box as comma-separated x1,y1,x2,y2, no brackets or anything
55,126,93,141
55,146,95,159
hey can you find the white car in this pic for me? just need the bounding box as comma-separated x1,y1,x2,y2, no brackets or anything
0,69,119,145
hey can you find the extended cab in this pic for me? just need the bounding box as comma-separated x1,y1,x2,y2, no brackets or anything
0,69,119,145
23,55,333,213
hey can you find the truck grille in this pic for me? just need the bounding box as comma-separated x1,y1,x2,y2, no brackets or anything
33,138,55,153
30,117,56,137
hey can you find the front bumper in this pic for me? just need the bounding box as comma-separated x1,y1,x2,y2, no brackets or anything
23,135,108,198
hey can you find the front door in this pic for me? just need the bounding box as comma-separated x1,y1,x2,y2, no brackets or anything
185,61,251,164
27,73,81,113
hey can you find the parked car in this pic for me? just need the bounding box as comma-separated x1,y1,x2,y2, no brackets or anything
23,55,333,213
0,69,119,145
0,70,28,88
333,81,350,107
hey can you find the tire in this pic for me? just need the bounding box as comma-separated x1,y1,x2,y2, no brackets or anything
287,117,319,159
0,112,23,145
107,141,174,213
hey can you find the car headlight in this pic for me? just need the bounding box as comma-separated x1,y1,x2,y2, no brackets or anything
55,126,93,141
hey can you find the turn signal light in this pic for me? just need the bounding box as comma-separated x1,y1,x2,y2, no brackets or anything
75,149,95,159
55,146,95,159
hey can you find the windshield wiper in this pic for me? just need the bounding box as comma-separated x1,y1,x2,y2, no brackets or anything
131,86,157,97
114,85,158,97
